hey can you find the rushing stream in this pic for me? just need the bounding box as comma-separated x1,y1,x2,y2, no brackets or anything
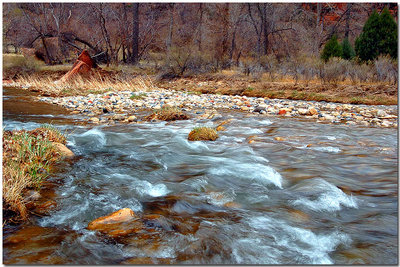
3,87,398,264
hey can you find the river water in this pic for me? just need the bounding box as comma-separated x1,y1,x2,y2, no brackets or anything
3,87,398,264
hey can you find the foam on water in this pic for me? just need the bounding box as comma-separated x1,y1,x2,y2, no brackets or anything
257,119,273,125
229,127,264,135
73,128,107,149
209,161,282,188
246,216,352,264
177,137,211,151
3,120,44,131
290,178,358,212
204,190,236,206
296,145,341,153
134,181,170,197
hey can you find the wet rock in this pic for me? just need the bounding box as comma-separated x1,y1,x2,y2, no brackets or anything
53,142,74,158
112,114,125,121
89,117,100,123
308,107,318,115
381,120,392,127
376,110,388,118
33,200,57,215
121,257,174,265
253,105,267,113
278,109,287,115
87,208,144,238
23,190,41,202
216,125,226,131
324,114,336,121
297,108,309,115
127,115,137,122
3,226,71,265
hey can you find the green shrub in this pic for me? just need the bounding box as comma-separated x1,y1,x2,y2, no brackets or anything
321,35,342,62
341,38,355,60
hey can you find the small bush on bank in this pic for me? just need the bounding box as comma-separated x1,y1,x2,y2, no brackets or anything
319,57,349,84
145,106,189,121
373,55,398,84
2,125,67,221
188,127,218,141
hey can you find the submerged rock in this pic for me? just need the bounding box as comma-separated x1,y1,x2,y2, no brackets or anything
87,208,144,238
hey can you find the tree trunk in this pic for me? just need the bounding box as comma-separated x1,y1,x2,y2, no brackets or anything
131,3,139,64
122,45,126,63
229,25,237,61
166,3,174,52
262,5,269,55
344,3,352,38
41,36,53,65
198,3,203,51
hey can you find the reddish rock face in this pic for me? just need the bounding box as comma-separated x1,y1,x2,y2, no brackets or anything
59,50,94,83
77,50,94,68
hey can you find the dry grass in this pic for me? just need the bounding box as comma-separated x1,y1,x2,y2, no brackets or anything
15,73,156,96
156,74,398,106
2,125,67,221
145,107,189,121
188,127,219,141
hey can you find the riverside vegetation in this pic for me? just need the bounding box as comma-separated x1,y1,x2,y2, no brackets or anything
2,125,72,222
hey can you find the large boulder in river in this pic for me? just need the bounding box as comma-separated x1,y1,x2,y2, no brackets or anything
87,208,144,238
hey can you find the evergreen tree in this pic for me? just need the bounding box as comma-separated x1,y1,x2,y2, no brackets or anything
378,7,397,59
321,35,342,62
341,38,355,60
355,8,397,61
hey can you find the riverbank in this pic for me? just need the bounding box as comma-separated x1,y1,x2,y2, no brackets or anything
35,88,397,128
2,126,73,223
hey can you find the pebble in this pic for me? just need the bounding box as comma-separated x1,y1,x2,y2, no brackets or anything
127,115,137,122
89,117,100,123
36,89,397,128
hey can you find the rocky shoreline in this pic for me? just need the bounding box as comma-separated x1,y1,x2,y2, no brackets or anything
37,89,398,128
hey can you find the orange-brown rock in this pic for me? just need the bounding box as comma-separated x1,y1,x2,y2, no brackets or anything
3,226,71,264
216,125,226,131
309,107,318,115
33,200,57,215
53,142,74,158
87,208,144,238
